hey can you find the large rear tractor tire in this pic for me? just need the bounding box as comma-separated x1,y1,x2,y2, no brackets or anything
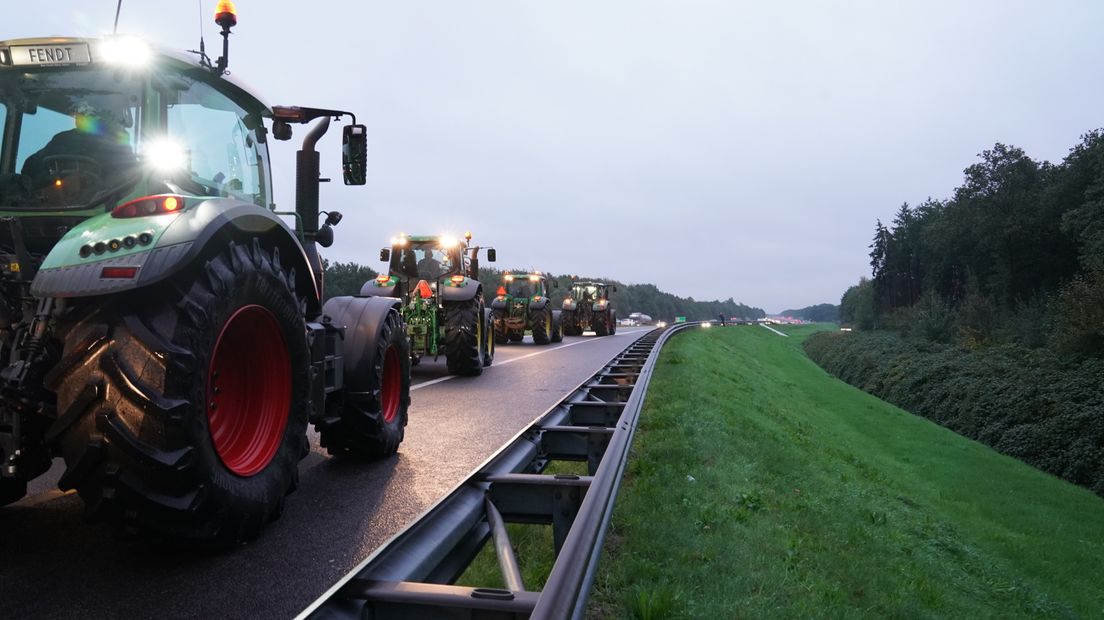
49,238,310,545
559,310,576,336
551,310,564,343
593,311,610,336
443,298,485,376
531,307,553,345
482,308,495,366
318,299,410,458
493,311,510,345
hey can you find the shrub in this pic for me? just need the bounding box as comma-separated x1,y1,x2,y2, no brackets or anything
804,331,1104,496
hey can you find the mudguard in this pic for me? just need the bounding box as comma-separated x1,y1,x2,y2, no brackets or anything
439,276,481,302
592,300,611,312
322,295,405,396
528,296,550,311
562,298,577,311
31,198,320,312
490,297,509,310
360,275,397,297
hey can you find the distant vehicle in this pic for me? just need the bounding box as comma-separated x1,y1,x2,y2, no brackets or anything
628,312,653,325
618,318,635,327
561,280,617,336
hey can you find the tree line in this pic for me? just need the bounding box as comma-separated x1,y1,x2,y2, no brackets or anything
779,303,840,322
840,131,1104,357
321,260,765,321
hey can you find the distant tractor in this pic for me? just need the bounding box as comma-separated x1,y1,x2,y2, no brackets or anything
491,272,563,345
361,233,496,375
561,281,618,336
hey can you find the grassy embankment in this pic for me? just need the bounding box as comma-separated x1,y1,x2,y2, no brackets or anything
458,324,1104,618
590,324,1104,618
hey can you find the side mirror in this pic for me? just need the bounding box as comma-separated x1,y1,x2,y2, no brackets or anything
379,248,391,262
272,120,292,141
612,286,618,292
553,281,558,289
487,248,497,262
317,224,334,248
342,124,367,186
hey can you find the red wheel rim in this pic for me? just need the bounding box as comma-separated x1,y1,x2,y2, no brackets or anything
380,345,401,423
206,305,291,477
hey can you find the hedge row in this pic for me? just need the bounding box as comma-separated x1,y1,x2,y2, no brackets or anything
803,331,1104,496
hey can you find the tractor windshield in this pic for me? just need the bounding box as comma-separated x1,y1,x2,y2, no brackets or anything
0,66,271,211
390,241,461,281
505,277,541,299
0,67,143,209
571,284,600,302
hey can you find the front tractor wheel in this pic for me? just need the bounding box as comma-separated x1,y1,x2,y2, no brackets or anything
551,311,564,343
50,239,310,545
482,308,495,367
443,298,485,376
317,299,410,459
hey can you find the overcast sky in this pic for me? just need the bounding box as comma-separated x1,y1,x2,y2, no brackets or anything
5,1,1104,312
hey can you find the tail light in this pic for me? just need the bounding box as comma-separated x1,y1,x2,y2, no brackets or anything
376,274,391,284
112,194,185,218
450,275,466,284
101,266,139,279
532,295,542,301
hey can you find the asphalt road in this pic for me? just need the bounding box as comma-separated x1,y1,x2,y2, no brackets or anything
0,327,652,620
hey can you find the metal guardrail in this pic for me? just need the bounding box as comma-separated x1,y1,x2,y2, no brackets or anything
298,322,700,620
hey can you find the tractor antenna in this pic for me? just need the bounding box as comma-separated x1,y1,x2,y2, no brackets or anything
188,0,215,69
113,0,123,34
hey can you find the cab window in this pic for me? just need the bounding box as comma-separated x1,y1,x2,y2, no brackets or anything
167,79,266,206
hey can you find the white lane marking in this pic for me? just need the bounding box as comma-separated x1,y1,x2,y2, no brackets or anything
760,323,789,337
409,329,651,391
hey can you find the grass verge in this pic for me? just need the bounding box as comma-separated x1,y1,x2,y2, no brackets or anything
589,324,1104,618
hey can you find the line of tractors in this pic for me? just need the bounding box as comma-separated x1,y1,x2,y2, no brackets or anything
359,233,618,376
0,7,618,546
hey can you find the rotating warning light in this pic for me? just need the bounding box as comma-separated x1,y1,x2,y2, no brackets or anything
215,0,238,27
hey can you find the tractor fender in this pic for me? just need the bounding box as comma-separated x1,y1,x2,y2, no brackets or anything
439,277,481,302
490,297,509,310
31,198,320,313
562,298,577,311
528,297,550,311
322,295,403,393
592,301,611,313
359,278,397,297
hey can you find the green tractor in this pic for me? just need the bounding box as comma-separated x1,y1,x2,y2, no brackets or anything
561,280,618,336
0,9,411,545
360,233,495,376
491,271,564,345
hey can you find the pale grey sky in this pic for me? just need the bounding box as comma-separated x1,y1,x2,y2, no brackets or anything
5,1,1103,312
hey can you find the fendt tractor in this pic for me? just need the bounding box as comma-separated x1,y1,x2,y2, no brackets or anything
491,271,564,345
561,280,618,336
0,6,411,545
361,233,496,375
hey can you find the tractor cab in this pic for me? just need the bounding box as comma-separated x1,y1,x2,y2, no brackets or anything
377,232,495,300
0,37,274,256
568,281,611,304
498,271,550,302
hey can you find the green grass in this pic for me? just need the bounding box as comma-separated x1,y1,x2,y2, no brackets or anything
589,324,1104,619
